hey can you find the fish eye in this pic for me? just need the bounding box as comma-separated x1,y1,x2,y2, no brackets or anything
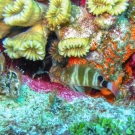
98,75,104,82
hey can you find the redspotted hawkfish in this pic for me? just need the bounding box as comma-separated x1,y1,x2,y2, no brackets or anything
49,65,120,97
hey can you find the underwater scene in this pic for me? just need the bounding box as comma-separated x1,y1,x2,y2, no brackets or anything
0,0,135,134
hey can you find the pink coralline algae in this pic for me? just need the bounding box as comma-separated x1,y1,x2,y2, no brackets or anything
129,53,135,78
22,75,85,102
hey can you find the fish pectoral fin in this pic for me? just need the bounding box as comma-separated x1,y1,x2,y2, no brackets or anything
69,85,85,93
74,86,85,93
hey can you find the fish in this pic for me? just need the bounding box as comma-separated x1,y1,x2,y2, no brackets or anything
60,65,119,97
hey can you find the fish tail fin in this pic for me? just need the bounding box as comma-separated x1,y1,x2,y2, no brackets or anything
107,82,119,97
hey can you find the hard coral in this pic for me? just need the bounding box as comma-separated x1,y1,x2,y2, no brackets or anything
127,0,135,22
49,40,64,63
3,22,49,61
45,0,72,30
108,0,128,16
87,0,128,16
3,0,47,26
58,38,90,57
0,0,13,19
56,7,96,57
87,0,113,16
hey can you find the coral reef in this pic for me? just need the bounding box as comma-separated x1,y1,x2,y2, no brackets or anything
0,0,14,19
45,0,72,30
49,40,64,62
127,0,135,22
0,0,135,134
87,0,128,16
0,53,21,98
3,0,47,26
58,38,90,57
3,21,49,60
87,0,114,16
108,0,128,16
0,0,135,103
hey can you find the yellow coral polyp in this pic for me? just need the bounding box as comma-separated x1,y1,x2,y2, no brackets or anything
0,0,13,19
46,0,72,30
58,38,90,57
20,40,46,61
87,0,128,16
108,0,128,16
3,37,22,59
87,0,113,16
3,22,48,61
3,0,46,26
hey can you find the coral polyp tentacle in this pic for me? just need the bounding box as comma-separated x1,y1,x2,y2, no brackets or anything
3,22,49,61
87,0,128,16
3,0,46,26
45,0,72,30
58,38,90,57
3,37,22,59
49,40,64,63
87,0,113,16
20,40,46,61
0,0,14,19
108,0,128,16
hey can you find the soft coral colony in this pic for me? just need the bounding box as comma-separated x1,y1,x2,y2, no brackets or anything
0,0,135,102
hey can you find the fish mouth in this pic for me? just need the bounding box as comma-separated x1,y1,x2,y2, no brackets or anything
58,38,91,57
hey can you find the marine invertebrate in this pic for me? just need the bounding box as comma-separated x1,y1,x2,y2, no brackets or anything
0,0,13,19
3,37,21,59
49,40,64,63
0,0,134,103
0,20,12,39
3,22,49,61
58,38,90,57
3,0,47,26
56,7,100,57
87,0,113,16
87,0,128,16
108,0,128,16
45,0,72,30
